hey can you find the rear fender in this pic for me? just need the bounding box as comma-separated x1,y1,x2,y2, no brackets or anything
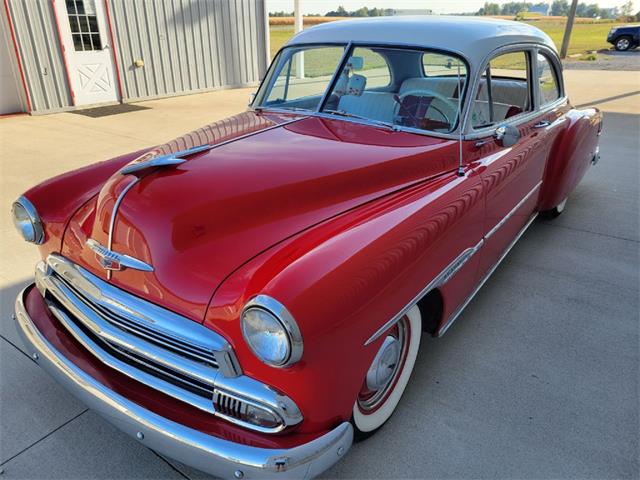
538,108,602,211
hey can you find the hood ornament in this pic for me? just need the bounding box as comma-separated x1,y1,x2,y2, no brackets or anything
87,239,153,273
120,144,212,176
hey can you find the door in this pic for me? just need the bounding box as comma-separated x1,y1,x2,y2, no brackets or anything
54,0,118,106
470,49,549,276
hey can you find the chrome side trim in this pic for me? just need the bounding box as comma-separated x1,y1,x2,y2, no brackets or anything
485,181,542,239
437,212,539,336
14,289,353,479
364,238,485,346
365,180,544,345
86,239,154,273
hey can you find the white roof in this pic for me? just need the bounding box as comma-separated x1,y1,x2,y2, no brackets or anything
286,16,556,67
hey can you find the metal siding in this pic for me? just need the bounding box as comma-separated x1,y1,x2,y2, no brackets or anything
5,0,72,112
107,0,267,102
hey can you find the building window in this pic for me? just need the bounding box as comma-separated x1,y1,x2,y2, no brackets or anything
66,0,102,51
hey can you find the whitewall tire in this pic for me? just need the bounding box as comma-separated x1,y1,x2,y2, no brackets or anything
542,196,568,219
352,305,422,437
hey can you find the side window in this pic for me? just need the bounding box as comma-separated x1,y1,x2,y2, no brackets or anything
537,53,561,106
347,47,391,88
471,51,532,129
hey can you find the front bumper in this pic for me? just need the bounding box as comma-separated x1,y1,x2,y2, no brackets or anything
14,286,353,479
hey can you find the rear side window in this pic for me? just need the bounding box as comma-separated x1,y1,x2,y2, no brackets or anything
349,47,391,88
471,51,532,128
537,53,561,106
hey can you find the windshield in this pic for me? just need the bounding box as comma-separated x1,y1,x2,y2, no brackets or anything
253,44,468,134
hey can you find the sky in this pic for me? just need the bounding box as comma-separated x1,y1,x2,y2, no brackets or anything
267,0,635,15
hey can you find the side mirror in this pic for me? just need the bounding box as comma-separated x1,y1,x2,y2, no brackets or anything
494,124,520,147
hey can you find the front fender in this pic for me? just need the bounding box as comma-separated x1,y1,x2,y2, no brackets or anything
204,170,485,434
21,148,151,258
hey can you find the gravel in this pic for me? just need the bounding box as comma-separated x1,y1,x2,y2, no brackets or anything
563,49,640,70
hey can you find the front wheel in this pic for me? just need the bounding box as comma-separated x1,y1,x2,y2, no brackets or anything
615,36,632,51
352,306,422,440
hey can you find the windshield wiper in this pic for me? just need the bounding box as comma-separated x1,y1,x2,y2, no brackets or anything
322,109,396,131
254,105,312,114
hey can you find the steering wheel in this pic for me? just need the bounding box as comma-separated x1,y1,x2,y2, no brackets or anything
394,89,458,128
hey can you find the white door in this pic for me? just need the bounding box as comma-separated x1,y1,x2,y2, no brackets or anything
54,0,118,106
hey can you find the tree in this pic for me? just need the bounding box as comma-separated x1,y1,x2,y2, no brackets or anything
597,7,611,18
478,2,501,15
551,0,570,15
326,5,348,17
620,1,634,16
583,3,600,17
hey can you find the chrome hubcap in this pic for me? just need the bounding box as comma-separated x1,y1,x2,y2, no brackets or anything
366,335,401,391
358,318,409,412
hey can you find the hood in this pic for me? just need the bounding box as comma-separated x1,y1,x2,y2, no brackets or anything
63,111,459,322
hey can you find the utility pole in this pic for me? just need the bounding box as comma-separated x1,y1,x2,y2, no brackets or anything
294,0,304,78
560,0,579,59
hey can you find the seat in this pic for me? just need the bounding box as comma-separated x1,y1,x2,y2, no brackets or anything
399,77,461,98
336,74,397,123
337,92,397,123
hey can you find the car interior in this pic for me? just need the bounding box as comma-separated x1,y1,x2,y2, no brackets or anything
259,46,532,134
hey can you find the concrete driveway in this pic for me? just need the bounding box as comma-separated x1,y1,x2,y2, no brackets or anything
1,70,638,479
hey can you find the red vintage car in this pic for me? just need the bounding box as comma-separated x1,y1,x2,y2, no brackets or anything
12,16,602,479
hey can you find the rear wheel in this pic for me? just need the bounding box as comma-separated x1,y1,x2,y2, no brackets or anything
352,306,421,440
541,197,567,219
615,36,632,51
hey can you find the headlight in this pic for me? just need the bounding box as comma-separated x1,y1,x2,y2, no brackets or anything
11,196,44,244
241,295,303,367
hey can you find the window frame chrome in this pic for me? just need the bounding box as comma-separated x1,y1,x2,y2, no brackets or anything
251,41,472,141
462,42,569,141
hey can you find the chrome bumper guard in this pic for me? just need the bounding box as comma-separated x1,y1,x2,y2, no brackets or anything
15,287,353,479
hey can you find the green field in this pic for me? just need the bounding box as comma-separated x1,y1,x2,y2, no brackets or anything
270,20,624,60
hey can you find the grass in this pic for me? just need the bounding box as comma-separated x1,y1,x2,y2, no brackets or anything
269,18,623,59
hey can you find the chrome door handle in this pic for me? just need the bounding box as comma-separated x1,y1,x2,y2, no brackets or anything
533,120,550,128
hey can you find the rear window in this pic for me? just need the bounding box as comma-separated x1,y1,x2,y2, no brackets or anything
537,53,561,106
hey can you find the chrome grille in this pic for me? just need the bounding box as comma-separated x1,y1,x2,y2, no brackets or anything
34,254,301,434
61,276,219,370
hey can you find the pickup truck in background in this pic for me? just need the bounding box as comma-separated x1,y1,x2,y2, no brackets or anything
607,25,640,51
